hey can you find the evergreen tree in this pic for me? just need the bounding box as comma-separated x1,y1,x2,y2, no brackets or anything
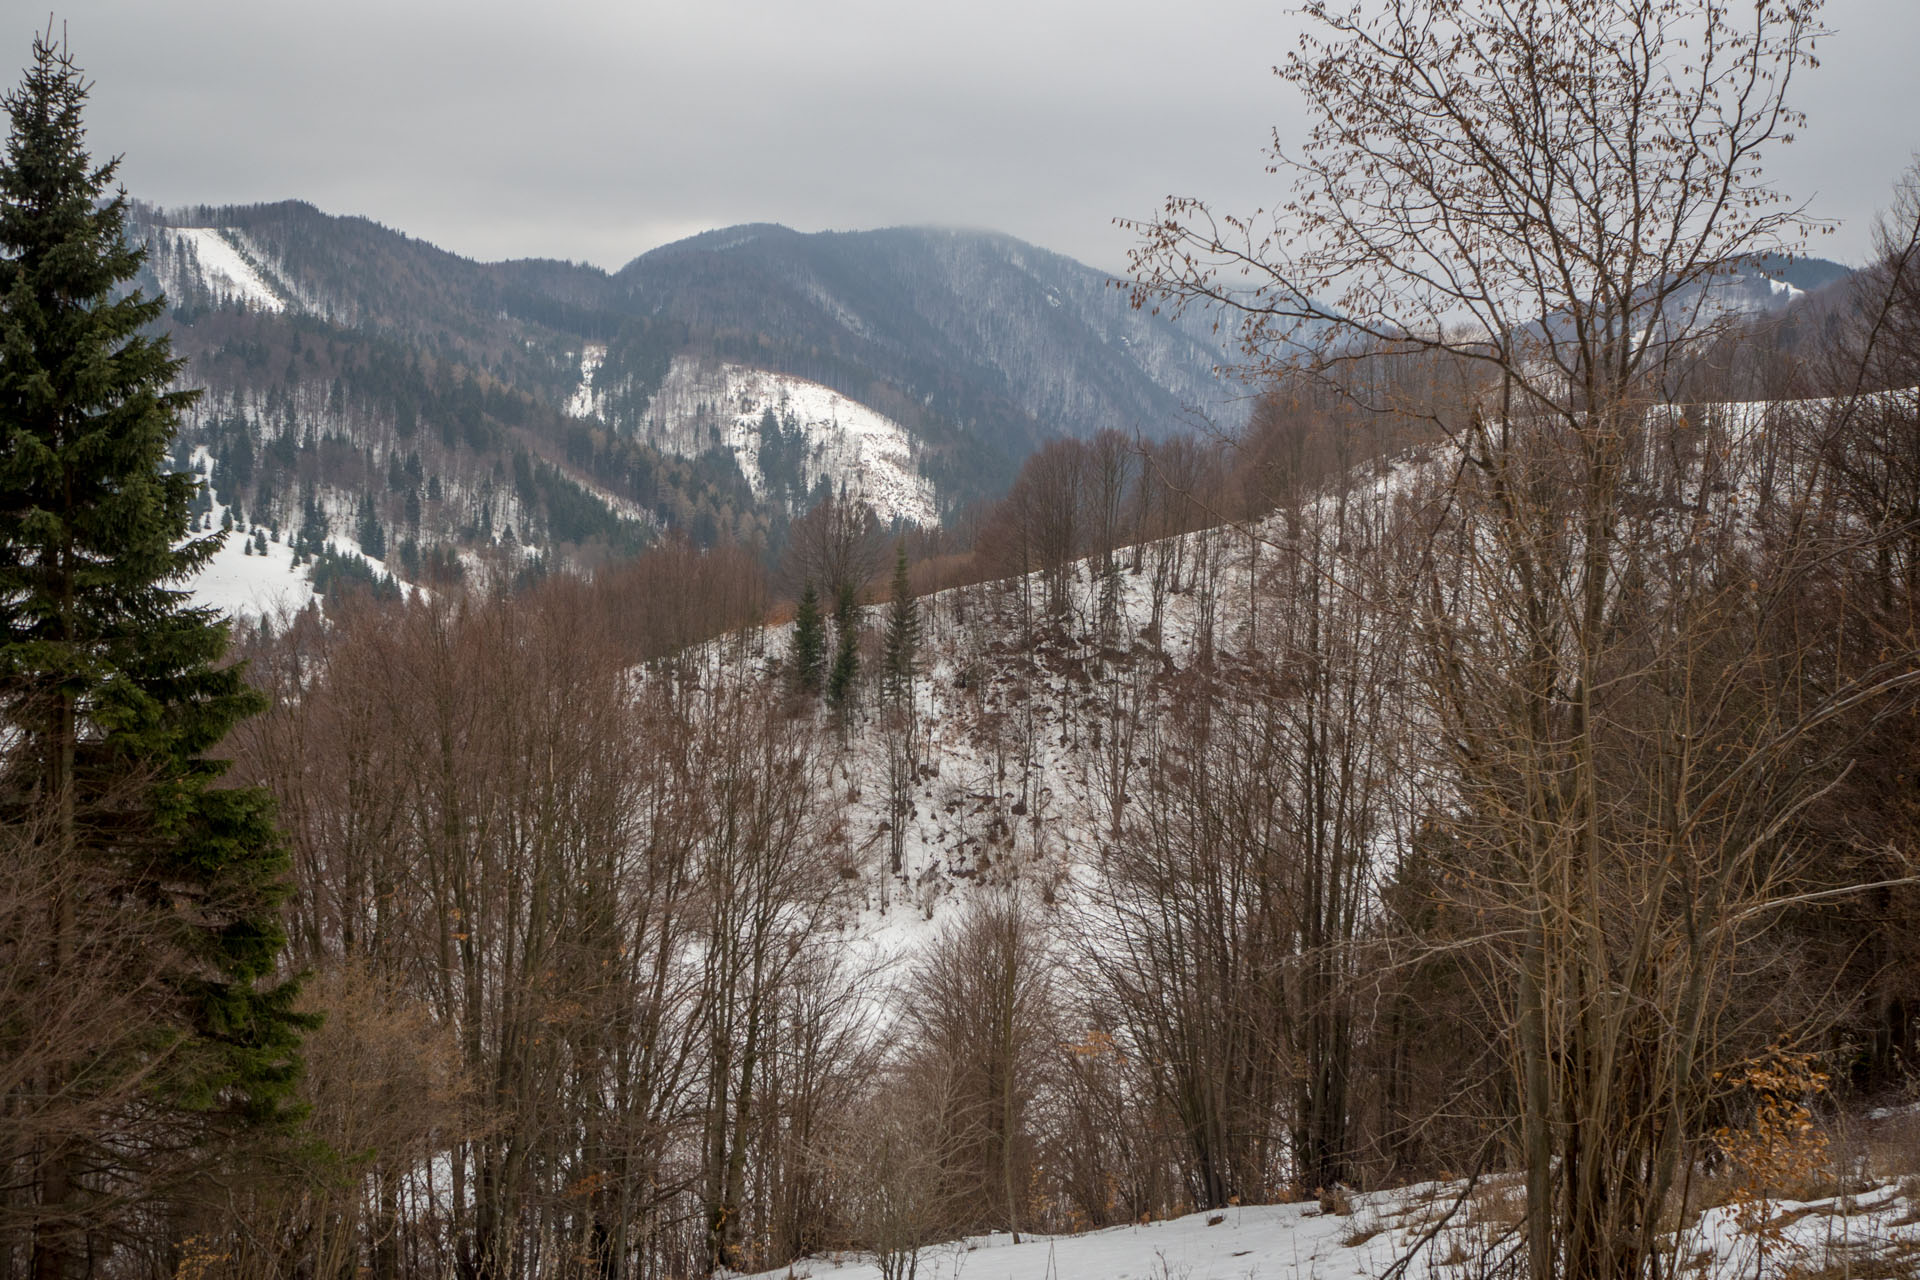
826,580,860,710
222,418,254,491
790,579,825,696
0,36,305,1274
512,446,539,508
357,493,386,560
882,542,919,705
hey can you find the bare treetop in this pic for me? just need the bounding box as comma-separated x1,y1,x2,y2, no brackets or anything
1130,0,1830,417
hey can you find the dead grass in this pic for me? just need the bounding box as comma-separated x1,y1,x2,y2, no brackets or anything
1891,1176,1920,1227
1779,1238,1920,1280
1465,1176,1527,1231
1339,1217,1388,1248
1864,1107,1920,1183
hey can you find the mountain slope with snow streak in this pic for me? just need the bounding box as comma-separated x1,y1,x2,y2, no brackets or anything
567,344,607,419
147,226,290,313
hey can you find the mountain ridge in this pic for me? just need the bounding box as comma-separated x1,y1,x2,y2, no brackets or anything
131,198,1851,614
132,200,1246,495
124,199,1254,606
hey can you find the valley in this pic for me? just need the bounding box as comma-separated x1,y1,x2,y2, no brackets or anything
5,5,1919,1278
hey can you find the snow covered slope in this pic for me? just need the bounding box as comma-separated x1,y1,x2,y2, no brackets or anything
567,344,606,419
579,354,938,526
736,383,1901,928
744,1174,1920,1280
175,445,414,621
147,226,290,313
740,513,1294,929
186,519,315,621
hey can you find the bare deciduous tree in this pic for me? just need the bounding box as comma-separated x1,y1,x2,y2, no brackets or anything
1127,6,1920,1280
902,893,1055,1242
783,494,886,607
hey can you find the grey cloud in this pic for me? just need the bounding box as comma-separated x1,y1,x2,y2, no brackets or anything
27,0,1919,272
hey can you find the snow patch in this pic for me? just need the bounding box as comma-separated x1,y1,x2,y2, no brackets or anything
742,1176,1920,1280
186,522,316,621
178,443,410,621
567,344,606,419
641,356,938,527
154,227,287,313
178,446,312,619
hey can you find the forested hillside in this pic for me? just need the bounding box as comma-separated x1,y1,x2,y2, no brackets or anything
200,292,1920,1275
124,201,1248,609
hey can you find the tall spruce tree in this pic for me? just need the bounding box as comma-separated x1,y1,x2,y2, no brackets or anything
0,34,305,1276
826,580,860,710
881,543,918,705
790,579,825,696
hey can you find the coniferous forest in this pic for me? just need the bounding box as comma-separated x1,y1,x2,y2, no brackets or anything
5,4,1920,1280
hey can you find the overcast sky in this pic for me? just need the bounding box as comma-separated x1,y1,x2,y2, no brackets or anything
22,0,1920,274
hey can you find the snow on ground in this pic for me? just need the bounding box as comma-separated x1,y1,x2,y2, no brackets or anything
731,505,1303,941
742,1175,1920,1280
153,227,288,313
568,344,607,419
639,356,938,527
185,519,315,621
177,446,313,619
177,445,409,621
744,1197,1410,1280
